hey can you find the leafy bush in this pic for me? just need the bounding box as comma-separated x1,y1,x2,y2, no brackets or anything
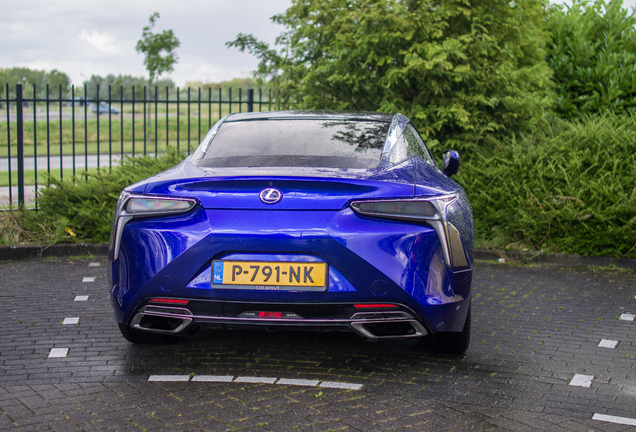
458,113,636,258
32,149,185,243
546,0,636,119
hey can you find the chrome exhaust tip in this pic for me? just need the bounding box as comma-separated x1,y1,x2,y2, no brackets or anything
130,305,193,334
350,311,427,339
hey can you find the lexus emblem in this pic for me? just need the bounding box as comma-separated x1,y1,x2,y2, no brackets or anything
259,188,283,204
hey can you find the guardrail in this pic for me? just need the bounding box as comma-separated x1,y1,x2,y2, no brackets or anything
1,83,274,209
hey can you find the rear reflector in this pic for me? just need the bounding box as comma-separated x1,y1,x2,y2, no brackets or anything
149,298,189,305
354,303,398,309
259,311,283,319
238,311,302,319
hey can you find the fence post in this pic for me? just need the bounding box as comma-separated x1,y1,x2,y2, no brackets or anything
16,84,25,209
247,89,254,113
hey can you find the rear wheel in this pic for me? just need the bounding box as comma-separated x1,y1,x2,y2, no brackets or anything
118,323,179,345
422,304,471,355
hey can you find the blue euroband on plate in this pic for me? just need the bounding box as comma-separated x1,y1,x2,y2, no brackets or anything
212,262,223,284
108,110,474,354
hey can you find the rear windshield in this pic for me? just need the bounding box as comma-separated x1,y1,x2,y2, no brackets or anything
193,119,390,168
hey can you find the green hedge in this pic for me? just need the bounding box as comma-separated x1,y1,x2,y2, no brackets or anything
4,114,635,259
31,149,185,244
457,113,636,258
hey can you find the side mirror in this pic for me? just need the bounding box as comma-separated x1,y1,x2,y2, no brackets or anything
442,150,460,177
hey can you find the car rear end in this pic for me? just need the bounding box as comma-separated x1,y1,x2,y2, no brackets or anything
108,112,473,350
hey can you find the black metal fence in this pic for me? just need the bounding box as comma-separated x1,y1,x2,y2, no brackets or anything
1,83,274,210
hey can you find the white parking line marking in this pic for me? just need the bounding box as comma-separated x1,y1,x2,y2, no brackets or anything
570,374,594,387
82,277,95,283
146,375,364,389
88,262,100,267
320,381,364,390
48,348,68,358
74,295,89,301
235,376,277,384
62,317,80,325
191,375,233,382
148,375,190,382
619,313,635,322
277,378,320,387
592,413,636,426
598,339,618,348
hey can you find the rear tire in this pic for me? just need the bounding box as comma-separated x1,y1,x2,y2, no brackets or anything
426,304,471,355
118,323,179,345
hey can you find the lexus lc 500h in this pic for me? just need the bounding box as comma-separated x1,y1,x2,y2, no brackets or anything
109,111,474,354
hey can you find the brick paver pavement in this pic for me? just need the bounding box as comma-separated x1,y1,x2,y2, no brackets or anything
0,257,634,431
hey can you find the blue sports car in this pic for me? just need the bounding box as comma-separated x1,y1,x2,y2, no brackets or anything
108,111,474,354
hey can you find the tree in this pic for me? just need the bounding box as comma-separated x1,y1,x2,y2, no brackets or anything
546,0,636,119
184,77,268,102
228,0,554,156
81,74,175,102
136,12,180,143
136,12,180,87
0,67,70,98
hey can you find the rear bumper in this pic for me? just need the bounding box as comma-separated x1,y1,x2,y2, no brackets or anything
110,206,472,333
127,300,428,341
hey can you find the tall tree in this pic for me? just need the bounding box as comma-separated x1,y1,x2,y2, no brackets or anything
136,12,180,144
228,0,554,156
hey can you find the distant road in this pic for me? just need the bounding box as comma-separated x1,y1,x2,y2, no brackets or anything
0,185,40,207
0,153,133,172
1,111,122,122
0,111,191,122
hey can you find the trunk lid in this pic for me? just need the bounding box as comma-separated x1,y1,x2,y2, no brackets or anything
141,162,416,210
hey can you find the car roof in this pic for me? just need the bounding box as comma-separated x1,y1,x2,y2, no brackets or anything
224,110,394,123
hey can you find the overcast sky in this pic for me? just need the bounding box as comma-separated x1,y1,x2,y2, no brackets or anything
1,0,292,87
2,0,635,88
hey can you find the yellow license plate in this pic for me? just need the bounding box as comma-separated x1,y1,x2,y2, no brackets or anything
212,260,327,289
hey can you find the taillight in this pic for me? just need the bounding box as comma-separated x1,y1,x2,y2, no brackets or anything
350,200,436,220
112,194,197,261
126,198,195,214
350,194,469,269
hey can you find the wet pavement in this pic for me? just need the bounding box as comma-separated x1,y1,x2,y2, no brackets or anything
0,257,635,431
